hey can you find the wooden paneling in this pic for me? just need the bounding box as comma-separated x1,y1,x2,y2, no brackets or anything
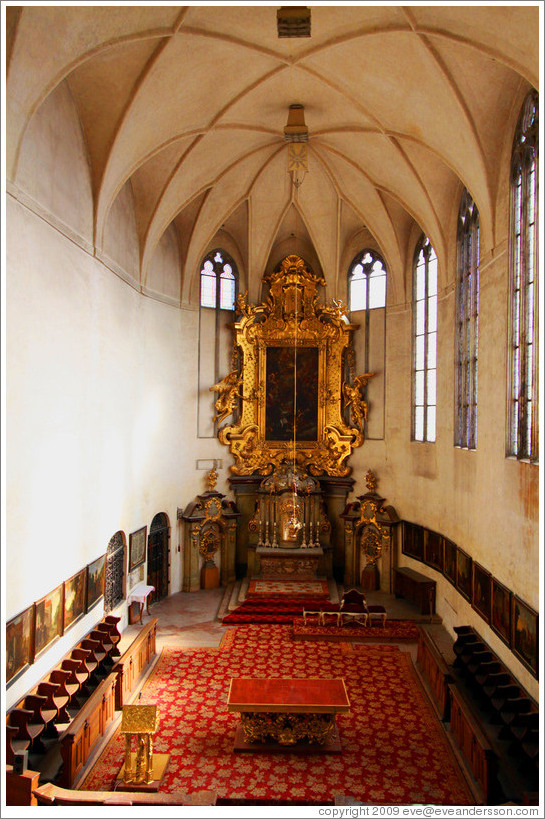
59,672,117,788
416,628,452,720
112,618,157,710
449,683,498,803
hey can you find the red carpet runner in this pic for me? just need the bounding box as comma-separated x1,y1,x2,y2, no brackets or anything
222,596,329,624
79,625,473,805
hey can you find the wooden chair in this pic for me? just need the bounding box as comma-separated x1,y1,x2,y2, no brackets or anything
339,589,368,627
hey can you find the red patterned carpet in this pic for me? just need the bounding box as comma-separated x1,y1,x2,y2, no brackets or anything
292,617,420,642
246,579,330,597
79,625,473,805
222,596,329,624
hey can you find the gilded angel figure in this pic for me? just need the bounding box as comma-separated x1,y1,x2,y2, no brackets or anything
210,370,242,425
343,372,375,430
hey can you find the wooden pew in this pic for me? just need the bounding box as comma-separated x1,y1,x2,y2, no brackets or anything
5,765,40,807
58,671,117,788
34,782,217,806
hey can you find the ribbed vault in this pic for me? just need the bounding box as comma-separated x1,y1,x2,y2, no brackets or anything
6,4,538,304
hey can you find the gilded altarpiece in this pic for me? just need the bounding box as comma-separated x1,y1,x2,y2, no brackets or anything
210,256,377,577
215,254,367,477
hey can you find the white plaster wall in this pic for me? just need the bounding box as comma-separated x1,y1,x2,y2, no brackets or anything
5,196,227,708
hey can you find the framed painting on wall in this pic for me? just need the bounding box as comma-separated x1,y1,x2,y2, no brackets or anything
87,555,106,611
34,584,64,658
402,521,424,562
6,605,34,685
472,562,492,623
456,547,472,601
64,568,87,631
442,537,457,586
491,578,511,646
424,529,443,572
511,596,538,679
129,526,147,572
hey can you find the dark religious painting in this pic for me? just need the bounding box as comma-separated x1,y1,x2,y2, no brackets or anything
401,521,424,561
265,346,319,441
34,584,64,658
512,596,538,678
425,529,443,572
491,578,511,646
87,554,106,610
472,562,492,623
6,605,34,685
64,568,87,631
129,526,147,572
456,548,472,601
442,538,457,586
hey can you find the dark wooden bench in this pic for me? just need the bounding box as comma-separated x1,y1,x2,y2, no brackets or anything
394,566,436,614
6,615,122,761
452,625,539,783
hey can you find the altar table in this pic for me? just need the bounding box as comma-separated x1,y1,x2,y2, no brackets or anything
227,677,350,753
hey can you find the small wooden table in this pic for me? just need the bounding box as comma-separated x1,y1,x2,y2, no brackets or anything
227,677,350,753
128,584,155,624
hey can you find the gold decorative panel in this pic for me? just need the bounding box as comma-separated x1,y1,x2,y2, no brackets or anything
212,255,369,476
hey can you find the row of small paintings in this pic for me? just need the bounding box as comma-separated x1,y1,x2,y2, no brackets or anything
402,522,538,679
6,554,106,686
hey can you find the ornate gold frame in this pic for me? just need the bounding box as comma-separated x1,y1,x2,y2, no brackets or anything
213,254,368,476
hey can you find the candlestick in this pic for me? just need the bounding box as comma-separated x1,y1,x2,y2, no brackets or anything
265,520,270,548
272,520,278,548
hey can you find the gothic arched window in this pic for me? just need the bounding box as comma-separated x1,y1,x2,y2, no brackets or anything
412,236,437,442
200,249,238,310
455,190,480,449
104,531,125,612
348,249,387,312
508,90,538,462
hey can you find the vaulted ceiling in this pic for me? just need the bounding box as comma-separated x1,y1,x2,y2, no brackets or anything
6,4,538,303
